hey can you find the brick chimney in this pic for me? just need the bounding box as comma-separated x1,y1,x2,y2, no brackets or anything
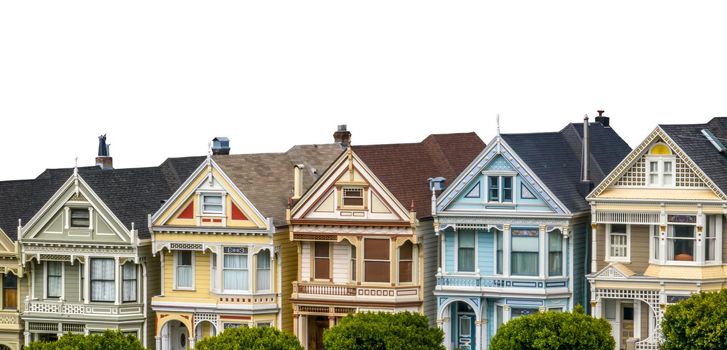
95,134,113,170
333,125,352,147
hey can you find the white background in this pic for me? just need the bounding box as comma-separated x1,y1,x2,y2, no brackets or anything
1,1,726,180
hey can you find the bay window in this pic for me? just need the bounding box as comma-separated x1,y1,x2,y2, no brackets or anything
364,238,390,283
256,250,271,291
511,229,538,276
223,247,248,291
314,242,330,280
91,258,115,302
211,253,218,290
705,215,718,262
651,226,660,260
399,241,413,283
457,231,475,272
47,261,62,298
548,230,563,276
122,262,137,302
350,245,357,281
175,251,194,289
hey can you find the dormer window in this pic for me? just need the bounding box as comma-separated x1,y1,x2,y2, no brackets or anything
202,194,223,214
70,209,90,228
342,187,364,207
646,143,675,187
486,175,513,203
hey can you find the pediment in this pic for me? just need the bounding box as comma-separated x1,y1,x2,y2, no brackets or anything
592,263,635,279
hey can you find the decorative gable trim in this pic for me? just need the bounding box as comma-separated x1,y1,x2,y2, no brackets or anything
591,263,635,280
19,170,134,244
151,156,271,233
588,127,727,200
436,137,570,214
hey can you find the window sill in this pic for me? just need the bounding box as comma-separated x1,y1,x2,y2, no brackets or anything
649,261,723,267
173,287,196,291
605,258,631,264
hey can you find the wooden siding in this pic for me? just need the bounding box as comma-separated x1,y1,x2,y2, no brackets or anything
420,222,437,326
64,262,80,302
332,242,350,284
301,242,311,281
162,251,211,299
273,228,296,333
142,245,161,350
444,231,455,273
628,225,650,275
596,224,607,272
477,229,494,275
32,262,42,299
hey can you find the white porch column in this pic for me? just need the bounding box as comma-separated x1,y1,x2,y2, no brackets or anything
634,300,641,340
189,336,195,349
442,316,451,350
475,319,483,350
114,257,121,305
83,256,90,304
155,336,161,350
480,319,488,350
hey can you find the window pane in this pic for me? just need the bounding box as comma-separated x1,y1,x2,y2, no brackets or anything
611,224,627,233
203,195,223,213
70,209,90,227
364,239,389,260
364,261,390,282
180,251,192,266
47,262,62,298
502,177,513,202
458,248,475,272
122,263,136,302
548,231,562,252
399,261,412,283
256,251,271,291
512,236,539,252
224,254,246,269
488,176,499,201
223,270,248,290
459,231,475,248
91,259,115,302
511,252,538,276
343,188,364,206
399,242,412,260
314,259,330,280
3,274,17,309
314,242,330,258
549,251,562,275
496,230,503,275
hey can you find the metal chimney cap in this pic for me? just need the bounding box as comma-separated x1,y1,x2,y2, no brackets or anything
428,177,447,191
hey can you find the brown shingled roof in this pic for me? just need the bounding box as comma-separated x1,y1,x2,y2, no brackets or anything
213,144,344,227
353,132,485,219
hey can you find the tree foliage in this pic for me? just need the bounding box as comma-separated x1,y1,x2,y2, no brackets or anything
490,305,615,350
323,311,444,350
25,330,145,350
195,326,302,350
661,289,727,350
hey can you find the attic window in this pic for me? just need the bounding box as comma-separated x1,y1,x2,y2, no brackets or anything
70,209,90,228
646,143,675,187
342,187,364,207
202,194,224,214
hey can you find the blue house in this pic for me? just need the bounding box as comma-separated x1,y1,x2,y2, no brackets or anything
431,114,630,350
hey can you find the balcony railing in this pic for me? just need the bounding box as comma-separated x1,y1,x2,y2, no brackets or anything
436,275,569,290
24,298,143,317
293,282,420,301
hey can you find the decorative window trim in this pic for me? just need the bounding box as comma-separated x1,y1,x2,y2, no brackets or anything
312,241,332,281
362,238,391,284
173,251,195,291
45,261,63,299
483,173,517,205
605,224,631,263
200,192,225,216
222,246,250,292
338,186,368,210
350,244,357,282
520,182,536,199
464,182,481,199
455,230,477,274
645,143,676,188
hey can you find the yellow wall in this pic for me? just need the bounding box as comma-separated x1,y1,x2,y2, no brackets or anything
162,251,214,302
273,228,295,332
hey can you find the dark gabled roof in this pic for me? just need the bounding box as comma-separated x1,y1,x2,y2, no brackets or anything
214,144,345,227
501,122,631,213
660,117,727,194
353,132,485,219
0,156,204,240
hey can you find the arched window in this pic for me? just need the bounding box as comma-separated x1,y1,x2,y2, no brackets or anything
646,143,675,186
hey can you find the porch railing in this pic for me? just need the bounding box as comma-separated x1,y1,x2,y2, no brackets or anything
436,275,568,290
24,298,143,317
293,282,419,300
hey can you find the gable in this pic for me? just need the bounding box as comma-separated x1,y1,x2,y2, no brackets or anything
590,128,725,201
152,158,269,231
21,173,132,244
437,140,568,215
291,150,411,223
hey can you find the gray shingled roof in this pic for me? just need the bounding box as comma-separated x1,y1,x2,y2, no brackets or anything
660,117,727,194
501,122,631,213
213,144,345,227
0,156,204,240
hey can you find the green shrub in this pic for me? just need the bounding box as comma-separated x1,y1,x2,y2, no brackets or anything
323,311,444,350
661,289,727,350
194,326,302,350
26,330,145,350
490,305,614,350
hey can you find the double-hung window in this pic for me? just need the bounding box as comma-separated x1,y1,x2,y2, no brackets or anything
651,226,661,260
457,231,475,272
668,225,696,262
496,230,503,274
511,229,539,276
91,258,115,302
3,274,17,310
607,224,629,261
486,176,513,203
122,262,137,302
364,239,390,283
176,251,194,289
202,194,223,214
399,241,413,283
314,242,330,280
548,230,563,276
223,247,248,291
47,262,63,298
646,143,675,187
705,215,718,262
256,250,271,291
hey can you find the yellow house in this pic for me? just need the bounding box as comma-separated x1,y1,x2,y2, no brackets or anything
150,139,343,350
587,117,727,350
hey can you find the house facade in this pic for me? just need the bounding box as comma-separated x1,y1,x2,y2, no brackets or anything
150,138,343,350
433,116,630,350
587,117,727,350
289,133,484,350
9,139,201,349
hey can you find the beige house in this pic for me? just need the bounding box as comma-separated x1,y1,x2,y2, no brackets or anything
587,117,727,350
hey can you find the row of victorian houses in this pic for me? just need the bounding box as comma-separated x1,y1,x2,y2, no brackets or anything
0,114,725,350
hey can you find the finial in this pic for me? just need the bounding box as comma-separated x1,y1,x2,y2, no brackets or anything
207,142,213,158
410,200,415,212
496,114,501,137
73,156,78,175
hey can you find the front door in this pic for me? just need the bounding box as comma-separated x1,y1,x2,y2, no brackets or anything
169,321,189,350
308,316,329,350
454,302,476,350
620,305,634,350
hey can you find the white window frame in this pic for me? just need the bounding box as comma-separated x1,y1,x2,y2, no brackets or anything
222,247,250,292
362,238,391,284
397,241,415,284
645,144,676,188
454,230,477,274
121,262,137,303
483,172,517,204
173,251,195,291
44,261,63,299
90,258,116,303
546,229,565,277
341,186,365,208
605,224,631,263
200,193,225,215
255,250,272,292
